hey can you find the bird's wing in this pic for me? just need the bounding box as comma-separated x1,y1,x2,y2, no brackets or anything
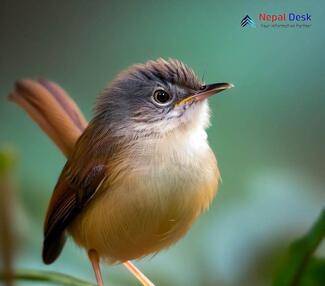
42,124,110,264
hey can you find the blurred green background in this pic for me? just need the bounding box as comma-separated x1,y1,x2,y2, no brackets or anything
0,0,324,285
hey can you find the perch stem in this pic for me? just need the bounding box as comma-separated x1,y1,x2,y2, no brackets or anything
0,269,96,286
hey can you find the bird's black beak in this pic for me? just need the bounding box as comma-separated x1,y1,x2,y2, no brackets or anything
176,82,234,106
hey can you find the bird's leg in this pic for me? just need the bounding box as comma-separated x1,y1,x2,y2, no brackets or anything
123,261,155,286
88,249,104,286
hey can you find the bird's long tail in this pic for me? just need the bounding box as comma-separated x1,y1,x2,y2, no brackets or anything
9,79,88,156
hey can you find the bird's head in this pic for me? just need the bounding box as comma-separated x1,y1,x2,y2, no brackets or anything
95,58,233,137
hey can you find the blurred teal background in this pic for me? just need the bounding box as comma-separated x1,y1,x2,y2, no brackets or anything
0,0,324,285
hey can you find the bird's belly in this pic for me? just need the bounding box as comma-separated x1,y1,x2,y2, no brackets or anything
69,140,219,263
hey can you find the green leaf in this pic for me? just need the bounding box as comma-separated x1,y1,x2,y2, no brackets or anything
273,208,325,286
0,147,16,176
300,258,325,286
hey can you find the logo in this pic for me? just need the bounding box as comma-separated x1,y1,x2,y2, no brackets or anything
259,13,311,22
241,15,256,28
241,13,312,29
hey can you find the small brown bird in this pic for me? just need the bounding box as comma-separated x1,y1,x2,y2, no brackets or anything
42,58,233,285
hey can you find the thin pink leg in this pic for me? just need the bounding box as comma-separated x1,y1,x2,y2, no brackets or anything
88,249,104,286
123,260,155,286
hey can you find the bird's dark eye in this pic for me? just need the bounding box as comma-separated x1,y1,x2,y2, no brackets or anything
152,89,172,106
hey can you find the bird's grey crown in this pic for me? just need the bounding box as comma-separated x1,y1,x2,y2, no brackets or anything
116,58,203,91
136,58,202,90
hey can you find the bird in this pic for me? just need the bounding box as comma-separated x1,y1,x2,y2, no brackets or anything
41,58,233,286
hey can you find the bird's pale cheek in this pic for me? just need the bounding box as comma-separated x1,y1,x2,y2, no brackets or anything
180,100,210,129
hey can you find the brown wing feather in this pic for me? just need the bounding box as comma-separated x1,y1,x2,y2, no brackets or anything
42,162,106,264
42,123,108,264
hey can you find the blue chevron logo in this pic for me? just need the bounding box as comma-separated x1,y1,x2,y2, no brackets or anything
241,15,256,28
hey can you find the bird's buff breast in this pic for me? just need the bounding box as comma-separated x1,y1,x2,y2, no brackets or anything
68,128,220,263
